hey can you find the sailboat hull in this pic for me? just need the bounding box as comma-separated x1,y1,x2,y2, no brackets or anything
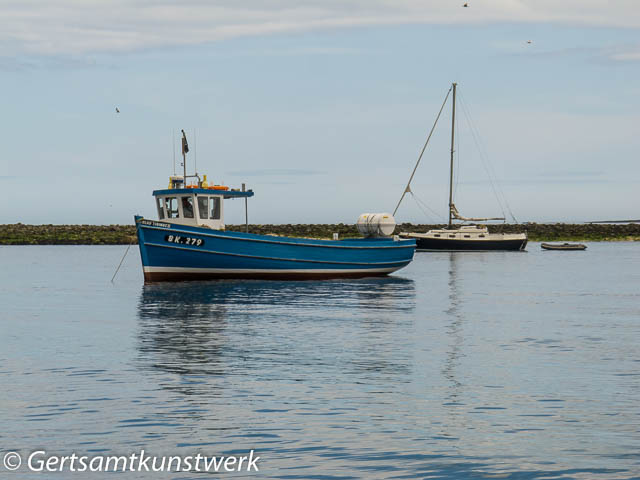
411,236,527,251
400,228,527,252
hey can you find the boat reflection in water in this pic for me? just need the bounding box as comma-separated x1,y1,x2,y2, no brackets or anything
136,277,416,391
442,252,464,397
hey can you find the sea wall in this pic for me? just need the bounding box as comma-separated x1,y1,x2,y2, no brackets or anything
0,224,138,245
1,223,639,245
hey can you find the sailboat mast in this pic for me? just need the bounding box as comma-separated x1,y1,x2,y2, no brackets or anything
448,82,457,228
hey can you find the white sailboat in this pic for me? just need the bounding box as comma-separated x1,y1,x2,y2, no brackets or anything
397,83,528,251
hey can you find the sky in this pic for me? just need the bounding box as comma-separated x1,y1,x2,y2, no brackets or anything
1,0,639,225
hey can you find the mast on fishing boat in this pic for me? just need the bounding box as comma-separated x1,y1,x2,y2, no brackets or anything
181,129,189,186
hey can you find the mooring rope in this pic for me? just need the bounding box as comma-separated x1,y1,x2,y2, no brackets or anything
111,241,133,283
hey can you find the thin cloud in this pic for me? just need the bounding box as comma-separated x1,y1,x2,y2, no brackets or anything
3,1,640,56
444,176,611,186
498,43,640,65
226,169,326,177
608,49,640,62
537,170,606,178
0,55,99,71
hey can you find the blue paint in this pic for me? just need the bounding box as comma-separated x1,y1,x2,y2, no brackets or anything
134,216,415,280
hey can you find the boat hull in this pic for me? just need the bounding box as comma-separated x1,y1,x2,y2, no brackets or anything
135,217,416,282
403,235,527,251
541,243,586,251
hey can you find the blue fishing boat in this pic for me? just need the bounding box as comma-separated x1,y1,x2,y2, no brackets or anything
134,131,415,282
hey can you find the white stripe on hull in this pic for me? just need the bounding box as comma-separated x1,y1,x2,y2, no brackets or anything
143,266,400,274
415,248,524,252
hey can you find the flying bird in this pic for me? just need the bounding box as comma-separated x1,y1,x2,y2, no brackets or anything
527,40,532,44
115,107,120,113
463,2,469,6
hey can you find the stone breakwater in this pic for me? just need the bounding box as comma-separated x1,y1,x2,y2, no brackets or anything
1,223,639,245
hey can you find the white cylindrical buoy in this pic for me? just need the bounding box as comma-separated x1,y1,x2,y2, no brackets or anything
356,213,396,237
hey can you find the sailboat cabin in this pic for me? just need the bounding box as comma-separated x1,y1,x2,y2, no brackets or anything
152,184,253,231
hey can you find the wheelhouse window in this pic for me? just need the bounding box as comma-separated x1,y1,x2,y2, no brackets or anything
166,197,179,218
210,196,221,220
197,197,209,219
156,197,165,219
181,196,194,218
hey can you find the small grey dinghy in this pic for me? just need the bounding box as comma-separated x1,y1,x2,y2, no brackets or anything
541,242,587,251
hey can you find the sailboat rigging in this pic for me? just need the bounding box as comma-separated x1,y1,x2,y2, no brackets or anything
397,82,528,251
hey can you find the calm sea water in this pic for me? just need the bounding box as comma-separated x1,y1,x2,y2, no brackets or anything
1,243,639,479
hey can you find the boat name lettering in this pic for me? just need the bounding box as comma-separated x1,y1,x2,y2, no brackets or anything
141,220,171,228
165,235,204,247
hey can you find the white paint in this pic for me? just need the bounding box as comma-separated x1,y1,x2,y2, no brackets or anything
357,213,396,237
156,192,225,230
143,266,400,274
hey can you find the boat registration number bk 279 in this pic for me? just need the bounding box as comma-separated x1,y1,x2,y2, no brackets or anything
164,235,204,247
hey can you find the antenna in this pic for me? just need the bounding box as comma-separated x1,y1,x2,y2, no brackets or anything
172,129,176,175
194,128,197,176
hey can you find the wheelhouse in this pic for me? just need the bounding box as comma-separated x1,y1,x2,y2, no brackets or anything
153,187,254,230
